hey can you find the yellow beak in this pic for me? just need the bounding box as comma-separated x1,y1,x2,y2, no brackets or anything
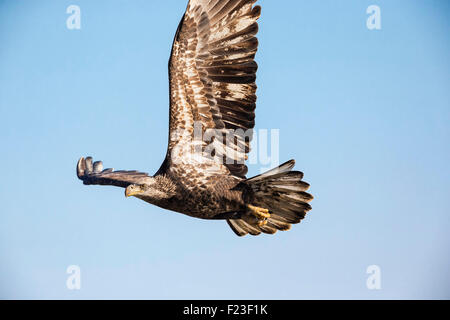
125,186,141,198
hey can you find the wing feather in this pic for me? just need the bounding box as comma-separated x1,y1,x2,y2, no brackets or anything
166,0,261,178
77,157,151,188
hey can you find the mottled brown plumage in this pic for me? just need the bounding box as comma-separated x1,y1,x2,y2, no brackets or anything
76,0,313,236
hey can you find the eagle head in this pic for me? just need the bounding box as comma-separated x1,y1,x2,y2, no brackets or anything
125,184,147,198
125,176,176,202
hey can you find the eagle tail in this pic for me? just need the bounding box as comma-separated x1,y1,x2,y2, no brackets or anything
227,160,313,236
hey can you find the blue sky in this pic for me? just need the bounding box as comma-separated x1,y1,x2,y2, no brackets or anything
0,0,449,299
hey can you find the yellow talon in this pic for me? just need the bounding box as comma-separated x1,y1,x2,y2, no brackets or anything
247,204,271,219
258,219,268,227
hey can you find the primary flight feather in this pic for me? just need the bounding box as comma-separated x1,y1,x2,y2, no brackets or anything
77,0,313,236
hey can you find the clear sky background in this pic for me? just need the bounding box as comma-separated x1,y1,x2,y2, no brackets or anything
0,0,449,299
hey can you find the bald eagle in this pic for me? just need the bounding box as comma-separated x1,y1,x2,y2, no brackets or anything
76,0,313,236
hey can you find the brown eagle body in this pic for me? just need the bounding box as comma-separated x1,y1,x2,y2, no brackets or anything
135,169,246,219
76,0,313,236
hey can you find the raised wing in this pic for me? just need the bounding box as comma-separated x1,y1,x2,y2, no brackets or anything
77,157,151,188
167,0,261,178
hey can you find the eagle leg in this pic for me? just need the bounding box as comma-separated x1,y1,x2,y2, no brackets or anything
245,204,271,227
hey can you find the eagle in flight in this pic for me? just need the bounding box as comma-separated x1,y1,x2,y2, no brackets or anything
77,0,313,236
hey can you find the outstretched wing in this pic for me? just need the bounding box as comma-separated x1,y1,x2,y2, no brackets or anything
167,0,261,178
77,157,151,188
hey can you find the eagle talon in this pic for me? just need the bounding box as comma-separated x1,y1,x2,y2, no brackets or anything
247,204,271,220
257,219,268,227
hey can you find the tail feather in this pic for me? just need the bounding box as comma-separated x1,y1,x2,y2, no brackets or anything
227,215,291,237
267,219,291,231
262,205,303,223
227,160,313,237
245,160,296,183
227,219,261,236
259,224,277,234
